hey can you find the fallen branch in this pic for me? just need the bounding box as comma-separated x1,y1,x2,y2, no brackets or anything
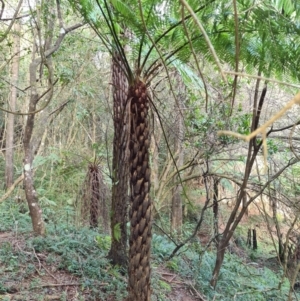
0,174,24,203
189,283,207,301
29,282,108,289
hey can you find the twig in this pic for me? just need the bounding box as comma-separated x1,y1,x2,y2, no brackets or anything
42,265,58,282
160,276,177,283
187,281,207,301
0,0,23,43
225,71,300,89
29,282,98,289
218,92,300,167
32,247,42,270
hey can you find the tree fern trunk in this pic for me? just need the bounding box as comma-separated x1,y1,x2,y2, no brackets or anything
127,79,152,301
89,164,100,228
108,52,129,266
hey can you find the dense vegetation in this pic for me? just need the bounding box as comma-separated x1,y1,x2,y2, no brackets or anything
1,0,300,300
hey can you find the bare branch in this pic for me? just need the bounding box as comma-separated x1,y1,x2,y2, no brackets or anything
0,174,24,203
248,157,300,204
0,0,4,20
0,0,23,43
1,13,30,21
225,71,300,89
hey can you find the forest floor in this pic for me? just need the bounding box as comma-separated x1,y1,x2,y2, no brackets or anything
0,201,296,301
0,230,205,301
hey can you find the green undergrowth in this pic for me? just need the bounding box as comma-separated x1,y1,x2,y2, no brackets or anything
0,202,170,300
152,234,297,301
0,201,298,300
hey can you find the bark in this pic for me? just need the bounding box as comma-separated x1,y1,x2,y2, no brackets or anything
247,228,251,247
272,197,284,261
252,229,257,250
127,79,152,301
89,164,100,228
211,240,226,287
171,84,185,234
213,177,219,246
5,21,20,188
23,92,46,236
22,2,82,236
243,194,248,216
108,52,129,266
23,2,55,236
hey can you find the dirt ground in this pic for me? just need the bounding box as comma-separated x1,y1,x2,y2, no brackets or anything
0,232,205,301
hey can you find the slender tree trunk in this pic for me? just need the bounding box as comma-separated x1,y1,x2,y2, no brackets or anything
272,197,284,260
252,229,257,250
171,116,184,234
247,228,252,247
23,92,46,236
108,52,129,266
150,116,161,195
213,177,219,246
171,76,185,234
22,1,82,236
210,78,267,288
127,79,152,301
5,22,20,188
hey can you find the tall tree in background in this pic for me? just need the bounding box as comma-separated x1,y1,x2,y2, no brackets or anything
73,0,300,297
5,21,20,188
108,49,130,266
73,0,245,297
23,0,82,235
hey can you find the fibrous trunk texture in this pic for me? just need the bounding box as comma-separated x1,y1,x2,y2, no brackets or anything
127,79,152,301
213,177,219,246
80,163,109,232
108,53,129,266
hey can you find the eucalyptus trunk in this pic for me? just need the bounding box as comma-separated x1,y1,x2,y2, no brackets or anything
127,79,152,301
108,52,129,266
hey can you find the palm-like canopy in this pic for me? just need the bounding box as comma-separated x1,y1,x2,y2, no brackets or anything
70,0,300,298
72,0,300,84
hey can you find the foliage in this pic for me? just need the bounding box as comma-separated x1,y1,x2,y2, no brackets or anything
0,204,175,300
173,244,294,301
2,0,300,299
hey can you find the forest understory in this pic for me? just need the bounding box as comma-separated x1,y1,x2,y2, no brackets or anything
2,1,300,300
0,198,298,301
